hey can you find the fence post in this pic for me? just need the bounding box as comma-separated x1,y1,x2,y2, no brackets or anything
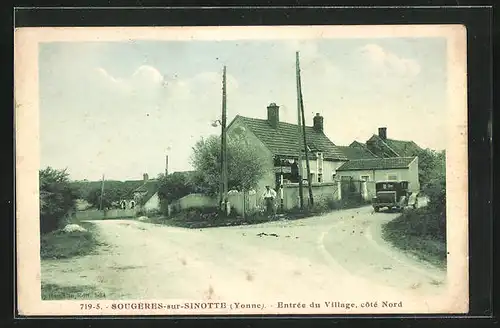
361,180,368,201
336,181,342,200
242,189,246,219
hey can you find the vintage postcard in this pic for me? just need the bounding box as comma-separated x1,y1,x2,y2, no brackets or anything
15,25,468,316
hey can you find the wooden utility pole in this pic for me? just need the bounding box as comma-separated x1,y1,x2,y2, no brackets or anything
220,65,229,213
297,53,314,207
295,52,304,209
99,174,105,211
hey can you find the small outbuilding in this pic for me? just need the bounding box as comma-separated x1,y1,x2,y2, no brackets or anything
336,156,420,199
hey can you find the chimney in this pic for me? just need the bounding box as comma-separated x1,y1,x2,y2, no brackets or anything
267,103,279,128
378,127,387,140
165,155,169,176
313,113,324,132
143,173,149,183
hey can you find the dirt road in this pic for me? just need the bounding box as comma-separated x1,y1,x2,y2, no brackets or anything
41,205,446,302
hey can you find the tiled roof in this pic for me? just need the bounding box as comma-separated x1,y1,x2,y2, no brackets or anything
337,157,416,171
232,116,347,160
337,145,377,160
367,135,422,157
383,138,421,157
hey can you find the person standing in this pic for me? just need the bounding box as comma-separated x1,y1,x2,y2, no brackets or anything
263,185,277,216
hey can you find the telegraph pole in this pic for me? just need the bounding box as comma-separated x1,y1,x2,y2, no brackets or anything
221,66,229,214
297,53,314,207
99,174,105,211
295,52,304,209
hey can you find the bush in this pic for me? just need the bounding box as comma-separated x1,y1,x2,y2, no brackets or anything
382,207,446,267
40,222,99,259
157,172,196,216
39,167,78,234
381,169,447,267
145,208,161,217
310,200,330,214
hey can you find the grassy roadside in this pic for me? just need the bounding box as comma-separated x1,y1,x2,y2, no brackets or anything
40,221,102,260
381,207,447,269
41,283,106,300
40,220,108,300
145,200,370,229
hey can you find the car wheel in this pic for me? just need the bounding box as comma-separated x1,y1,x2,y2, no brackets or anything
374,207,379,212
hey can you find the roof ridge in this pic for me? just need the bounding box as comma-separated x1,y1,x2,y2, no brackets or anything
237,114,347,160
337,156,415,171
239,115,317,128
386,138,414,143
377,136,401,157
347,156,416,161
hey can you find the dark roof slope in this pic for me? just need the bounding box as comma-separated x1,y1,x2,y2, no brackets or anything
132,179,159,205
337,157,416,171
233,115,347,160
384,138,422,157
367,135,422,157
337,145,377,160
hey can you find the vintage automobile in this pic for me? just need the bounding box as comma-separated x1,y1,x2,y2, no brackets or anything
372,180,419,212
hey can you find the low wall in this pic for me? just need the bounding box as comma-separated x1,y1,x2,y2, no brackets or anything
74,208,137,220
169,193,218,214
227,191,258,216
282,182,340,210
169,192,258,216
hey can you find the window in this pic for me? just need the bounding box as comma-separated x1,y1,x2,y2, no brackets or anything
318,173,323,183
360,175,370,181
387,174,398,181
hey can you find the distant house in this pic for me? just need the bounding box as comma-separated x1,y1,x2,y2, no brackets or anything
336,156,420,193
337,144,377,160
129,173,160,212
350,127,423,158
226,103,348,191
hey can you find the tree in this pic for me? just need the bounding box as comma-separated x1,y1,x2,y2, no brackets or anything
190,135,269,195
85,183,136,210
157,172,195,204
39,167,78,233
417,148,446,191
420,150,446,241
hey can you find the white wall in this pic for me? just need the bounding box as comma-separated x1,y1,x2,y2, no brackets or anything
299,159,346,183
338,168,407,181
336,158,420,192
227,119,275,192
144,192,160,211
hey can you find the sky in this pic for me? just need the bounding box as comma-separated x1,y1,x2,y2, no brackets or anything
39,37,448,181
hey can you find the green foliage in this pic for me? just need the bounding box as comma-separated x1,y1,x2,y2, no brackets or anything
40,222,100,259
416,148,446,191
39,167,78,233
157,172,195,204
189,135,269,195
84,181,142,209
382,153,447,267
382,207,446,268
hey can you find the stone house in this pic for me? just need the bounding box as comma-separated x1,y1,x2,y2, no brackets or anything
226,103,348,193
336,156,420,199
128,173,160,212
350,127,423,158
